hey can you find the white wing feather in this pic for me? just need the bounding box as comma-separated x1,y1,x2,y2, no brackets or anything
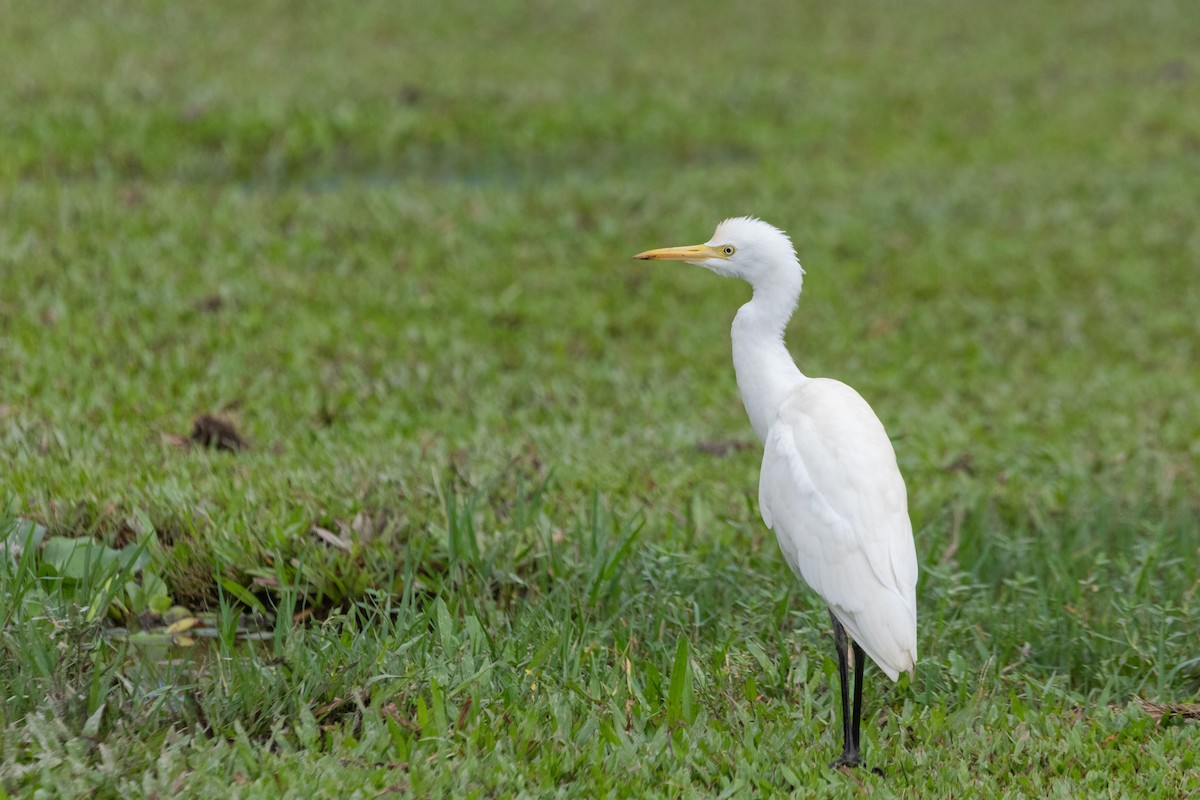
758,378,918,681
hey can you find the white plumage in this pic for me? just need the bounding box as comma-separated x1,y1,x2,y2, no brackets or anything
635,216,918,767
759,380,918,681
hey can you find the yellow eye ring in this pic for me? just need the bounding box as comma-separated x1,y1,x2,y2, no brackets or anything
721,245,736,256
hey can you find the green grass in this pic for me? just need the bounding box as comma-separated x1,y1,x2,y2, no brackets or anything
2,0,1199,796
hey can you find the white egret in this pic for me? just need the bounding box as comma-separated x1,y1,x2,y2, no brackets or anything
634,217,918,769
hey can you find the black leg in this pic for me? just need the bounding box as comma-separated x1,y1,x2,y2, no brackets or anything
829,610,861,768
851,642,865,754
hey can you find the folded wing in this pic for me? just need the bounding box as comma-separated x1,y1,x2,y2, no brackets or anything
758,378,918,681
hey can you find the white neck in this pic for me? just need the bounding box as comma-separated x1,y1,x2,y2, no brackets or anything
731,269,806,442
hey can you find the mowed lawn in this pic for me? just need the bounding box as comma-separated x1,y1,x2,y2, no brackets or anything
2,0,1198,796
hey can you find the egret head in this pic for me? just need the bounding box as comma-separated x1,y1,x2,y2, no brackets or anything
634,217,802,287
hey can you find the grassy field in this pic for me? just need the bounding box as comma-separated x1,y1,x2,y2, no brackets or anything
2,0,1199,796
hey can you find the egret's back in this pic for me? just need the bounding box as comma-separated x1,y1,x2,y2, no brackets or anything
757,378,918,681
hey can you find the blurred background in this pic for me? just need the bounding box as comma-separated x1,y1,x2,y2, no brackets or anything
4,0,1196,546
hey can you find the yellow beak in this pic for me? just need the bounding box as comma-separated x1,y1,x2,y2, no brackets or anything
633,243,723,261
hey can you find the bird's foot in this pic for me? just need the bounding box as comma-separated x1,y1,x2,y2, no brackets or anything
831,752,886,776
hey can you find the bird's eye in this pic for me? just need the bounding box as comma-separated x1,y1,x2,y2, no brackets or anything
721,245,736,256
